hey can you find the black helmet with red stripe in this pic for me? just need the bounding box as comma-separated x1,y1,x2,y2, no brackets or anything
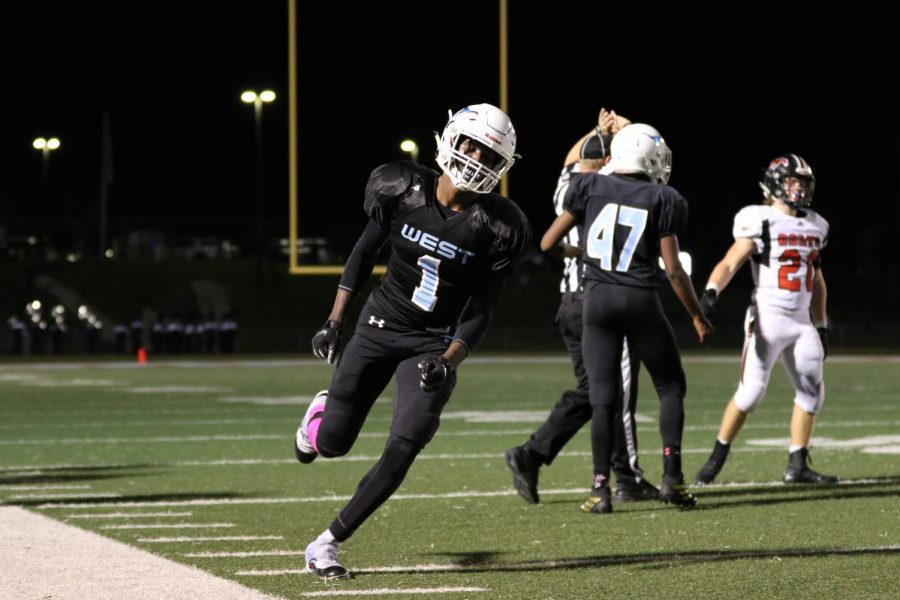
760,154,816,209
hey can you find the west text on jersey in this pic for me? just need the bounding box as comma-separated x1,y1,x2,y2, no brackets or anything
400,224,476,264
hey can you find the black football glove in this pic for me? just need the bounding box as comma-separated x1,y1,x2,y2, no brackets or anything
311,320,342,364
817,326,829,360
417,355,453,393
699,289,718,323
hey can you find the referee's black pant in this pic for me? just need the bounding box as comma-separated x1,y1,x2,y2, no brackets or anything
524,291,647,484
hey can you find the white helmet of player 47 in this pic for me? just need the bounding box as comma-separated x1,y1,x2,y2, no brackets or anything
435,103,517,193
609,123,672,184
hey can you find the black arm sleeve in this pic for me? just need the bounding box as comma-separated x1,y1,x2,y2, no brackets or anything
453,276,505,355
338,219,390,294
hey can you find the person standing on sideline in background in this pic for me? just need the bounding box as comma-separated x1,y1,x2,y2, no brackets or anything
294,103,530,580
506,108,661,506
694,154,836,485
541,123,711,514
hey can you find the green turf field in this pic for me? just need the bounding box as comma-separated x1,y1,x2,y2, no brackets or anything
2,356,898,599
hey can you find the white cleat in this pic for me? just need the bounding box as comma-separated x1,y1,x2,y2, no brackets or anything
305,536,350,581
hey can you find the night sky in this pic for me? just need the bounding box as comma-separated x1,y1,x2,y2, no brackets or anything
3,2,898,283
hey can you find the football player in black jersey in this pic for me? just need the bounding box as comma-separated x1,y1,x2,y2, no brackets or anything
506,109,662,506
295,103,531,580
541,123,711,513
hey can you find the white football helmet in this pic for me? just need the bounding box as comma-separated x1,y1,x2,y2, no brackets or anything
608,124,672,184
435,103,517,193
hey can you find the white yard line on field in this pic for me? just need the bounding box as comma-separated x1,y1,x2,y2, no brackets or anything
239,545,900,578
100,522,236,530
7,492,121,500
34,477,899,511
0,484,91,490
0,506,286,600
65,511,193,519
300,588,488,597
0,434,283,445
1,354,897,372
138,535,284,543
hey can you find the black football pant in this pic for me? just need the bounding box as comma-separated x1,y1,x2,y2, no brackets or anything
315,312,455,542
524,292,647,484
582,283,686,480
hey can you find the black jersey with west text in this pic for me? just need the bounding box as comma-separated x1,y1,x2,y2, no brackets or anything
563,173,687,289
363,161,530,331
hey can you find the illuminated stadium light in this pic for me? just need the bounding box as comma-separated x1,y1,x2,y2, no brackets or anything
658,251,692,276
400,139,419,162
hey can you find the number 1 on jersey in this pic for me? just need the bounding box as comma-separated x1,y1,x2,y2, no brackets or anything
586,203,648,271
412,255,440,311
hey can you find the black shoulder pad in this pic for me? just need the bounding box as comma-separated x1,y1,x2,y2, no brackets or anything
363,162,417,224
473,195,533,274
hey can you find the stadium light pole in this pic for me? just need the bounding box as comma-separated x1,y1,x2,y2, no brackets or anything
33,136,61,237
400,139,419,162
241,90,276,259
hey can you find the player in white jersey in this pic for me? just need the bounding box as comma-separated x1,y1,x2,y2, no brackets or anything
694,154,837,485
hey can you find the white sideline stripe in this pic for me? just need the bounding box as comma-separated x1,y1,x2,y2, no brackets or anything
66,511,193,519
35,477,898,510
747,435,900,448
8,492,121,500
241,547,900,578
864,445,900,454
100,522,236,530
0,354,896,371
0,445,849,475
0,418,282,430
0,506,286,600
0,434,282,445
301,588,488,597
184,550,304,557
125,385,231,393
0,484,91,490
139,535,284,543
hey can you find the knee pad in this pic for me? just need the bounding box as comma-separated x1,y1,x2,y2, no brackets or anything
379,435,421,478
794,385,824,414
734,381,766,413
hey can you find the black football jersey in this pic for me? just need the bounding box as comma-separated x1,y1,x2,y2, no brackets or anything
363,161,531,331
563,173,688,289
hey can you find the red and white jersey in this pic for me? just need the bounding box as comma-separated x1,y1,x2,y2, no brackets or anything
733,204,829,312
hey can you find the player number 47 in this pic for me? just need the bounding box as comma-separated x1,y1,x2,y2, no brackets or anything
586,203,648,272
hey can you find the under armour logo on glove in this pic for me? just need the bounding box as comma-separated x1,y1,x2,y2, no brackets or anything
311,320,342,364
417,355,453,392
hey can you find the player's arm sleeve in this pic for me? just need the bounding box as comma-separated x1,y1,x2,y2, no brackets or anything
338,219,389,294
452,277,505,355
562,175,588,223
658,191,688,238
731,205,765,253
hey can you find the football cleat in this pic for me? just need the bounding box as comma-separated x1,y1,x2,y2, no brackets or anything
505,445,540,504
783,448,837,484
305,536,350,581
615,479,660,502
295,390,327,464
694,442,731,485
659,478,697,509
580,485,613,514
